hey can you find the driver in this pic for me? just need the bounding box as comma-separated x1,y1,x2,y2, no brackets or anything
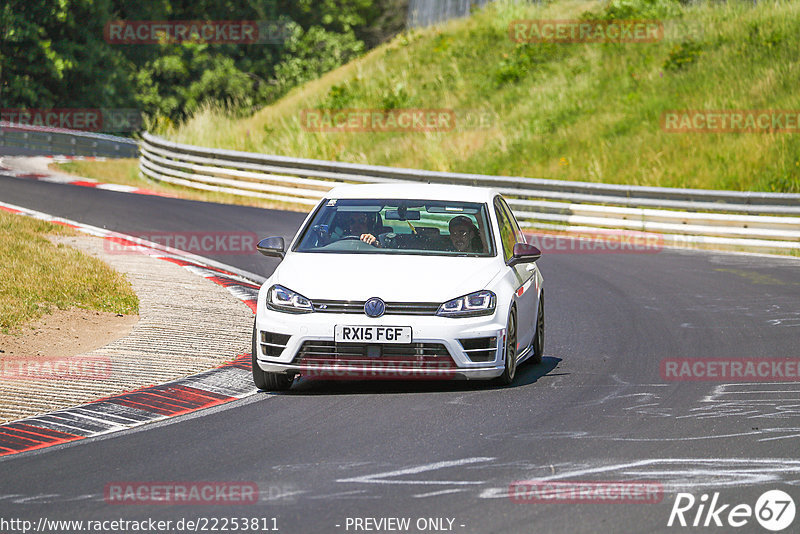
337,211,380,247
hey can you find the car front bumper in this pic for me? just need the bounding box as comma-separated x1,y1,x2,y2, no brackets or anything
254,309,508,380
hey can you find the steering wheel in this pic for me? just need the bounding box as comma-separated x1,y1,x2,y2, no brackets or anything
339,235,362,240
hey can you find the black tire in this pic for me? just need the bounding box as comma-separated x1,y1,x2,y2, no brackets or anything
530,293,544,365
494,308,518,386
252,319,293,391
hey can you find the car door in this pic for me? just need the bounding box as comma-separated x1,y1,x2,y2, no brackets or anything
494,196,537,353
500,198,542,346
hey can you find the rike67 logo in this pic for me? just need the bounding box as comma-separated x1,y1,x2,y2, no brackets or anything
668,490,795,531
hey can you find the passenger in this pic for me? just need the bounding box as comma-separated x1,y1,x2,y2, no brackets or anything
448,215,483,253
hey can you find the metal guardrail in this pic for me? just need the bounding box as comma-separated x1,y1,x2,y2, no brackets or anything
140,131,800,253
0,122,138,158
407,0,493,29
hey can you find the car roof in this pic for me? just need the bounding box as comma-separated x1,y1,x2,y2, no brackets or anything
325,183,499,203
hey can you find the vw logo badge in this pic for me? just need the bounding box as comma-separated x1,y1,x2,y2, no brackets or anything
364,297,386,318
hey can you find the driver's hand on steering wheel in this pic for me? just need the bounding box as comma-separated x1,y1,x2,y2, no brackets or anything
360,233,380,247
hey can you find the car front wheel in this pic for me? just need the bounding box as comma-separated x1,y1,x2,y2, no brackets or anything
493,308,517,386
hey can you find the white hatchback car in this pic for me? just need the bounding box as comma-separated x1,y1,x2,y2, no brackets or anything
252,184,544,390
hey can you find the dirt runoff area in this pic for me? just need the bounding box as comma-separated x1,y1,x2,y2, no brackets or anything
0,307,138,358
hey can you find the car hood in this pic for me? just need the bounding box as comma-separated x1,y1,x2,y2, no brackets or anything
272,252,500,302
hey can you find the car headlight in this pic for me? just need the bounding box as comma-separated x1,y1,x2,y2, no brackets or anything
437,290,496,318
266,284,313,314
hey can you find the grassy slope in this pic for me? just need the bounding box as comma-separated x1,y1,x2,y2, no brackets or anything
0,211,138,334
165,0,800,193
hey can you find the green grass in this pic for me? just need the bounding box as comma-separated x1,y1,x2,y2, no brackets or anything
162,0,800,193
54,159,140,186
0,211,139,334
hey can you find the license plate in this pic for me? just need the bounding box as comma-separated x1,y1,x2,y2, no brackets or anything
334,325,412,344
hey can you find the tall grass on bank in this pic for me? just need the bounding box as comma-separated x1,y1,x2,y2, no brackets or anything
166,0,800,193
0,211,139,334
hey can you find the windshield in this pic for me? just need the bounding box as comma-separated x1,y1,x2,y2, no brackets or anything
294,199,495,256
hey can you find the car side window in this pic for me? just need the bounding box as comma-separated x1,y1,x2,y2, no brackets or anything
494,198,515,261
499,198,525,245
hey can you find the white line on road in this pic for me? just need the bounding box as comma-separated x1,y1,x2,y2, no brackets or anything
337,457,496,485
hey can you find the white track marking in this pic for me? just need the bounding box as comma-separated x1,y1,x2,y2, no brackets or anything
337,457,495,485
308,490,370,500
413,489,467,498
479,458,800,498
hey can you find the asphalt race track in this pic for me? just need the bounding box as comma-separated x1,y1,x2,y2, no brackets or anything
2,172,800,533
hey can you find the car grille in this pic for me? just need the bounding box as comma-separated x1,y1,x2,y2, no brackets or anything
459,336,498,363
311,300,440,316
293,341,455,368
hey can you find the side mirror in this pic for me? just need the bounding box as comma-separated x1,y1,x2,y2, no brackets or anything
257,237,285,259
508,243,542,266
